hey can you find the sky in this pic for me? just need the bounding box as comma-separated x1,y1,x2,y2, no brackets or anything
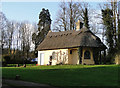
2,2,60,24
1,0,120,25
1,1,106,24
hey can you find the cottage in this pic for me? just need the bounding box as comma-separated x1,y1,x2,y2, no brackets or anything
37,20,107,65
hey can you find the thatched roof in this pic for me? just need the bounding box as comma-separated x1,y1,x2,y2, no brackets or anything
37,27,107,51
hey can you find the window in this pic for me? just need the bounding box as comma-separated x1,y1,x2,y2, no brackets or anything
84,50,90,59
70,50,72,54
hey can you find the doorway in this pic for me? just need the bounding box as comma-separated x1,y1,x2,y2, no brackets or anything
40,53,44,65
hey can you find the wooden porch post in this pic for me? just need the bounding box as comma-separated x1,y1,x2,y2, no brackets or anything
104,50,106,64
99,51,102,64
80,47,82,64
78,47,82,64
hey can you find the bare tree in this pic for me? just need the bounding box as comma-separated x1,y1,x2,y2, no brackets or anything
6,21,16,54
32,23,38,51
19,22,33,66
53,1,90,31
53,2,68,31
0,12,8,51
15,22,22,51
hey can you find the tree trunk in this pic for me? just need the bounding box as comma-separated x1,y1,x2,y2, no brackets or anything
104,50,106,64
99,51,102,64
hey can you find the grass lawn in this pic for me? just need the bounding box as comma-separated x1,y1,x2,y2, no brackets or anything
2,65,120,87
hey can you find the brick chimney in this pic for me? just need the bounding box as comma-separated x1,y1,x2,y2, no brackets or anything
76,20,84,31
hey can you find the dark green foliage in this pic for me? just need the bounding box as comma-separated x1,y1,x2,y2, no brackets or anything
118,20,120,41
38,8,51,31
3,54,11,63
102,8,115,62
32,8,51,57
116,19,120,52
2,54,11,66
2,49,37,65
83,8,89,29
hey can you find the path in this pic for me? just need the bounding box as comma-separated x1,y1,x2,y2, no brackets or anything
2,79,57,88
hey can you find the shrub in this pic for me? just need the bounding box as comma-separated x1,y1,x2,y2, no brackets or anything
3,54,11,63
2,54,11,66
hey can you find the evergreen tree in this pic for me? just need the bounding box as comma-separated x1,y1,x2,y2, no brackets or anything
32,8,51,57
83,8,89,29
38,8,51,31
102,8,114,62
117,2,120,51
117,16,120,52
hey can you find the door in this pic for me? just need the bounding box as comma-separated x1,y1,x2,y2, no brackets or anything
71,49,79,64
40,53,44,65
